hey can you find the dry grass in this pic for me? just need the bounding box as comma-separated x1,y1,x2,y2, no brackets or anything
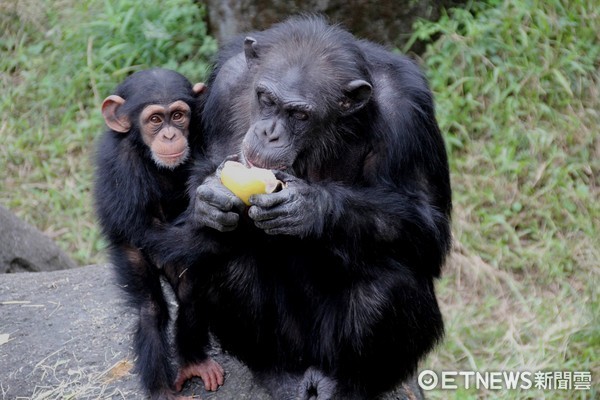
6,349,134,400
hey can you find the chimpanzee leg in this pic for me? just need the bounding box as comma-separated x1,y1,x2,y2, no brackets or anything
111,245,175,399
334,276,443,399
170,269,224,392
136,292,174,398
255,370,304,400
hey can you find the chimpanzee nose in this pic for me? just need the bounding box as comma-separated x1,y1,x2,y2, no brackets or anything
164,128,176,141
260,121,279,142
263,129,279,142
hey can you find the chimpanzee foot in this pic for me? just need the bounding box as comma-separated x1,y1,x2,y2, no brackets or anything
174,357,225,392
297,367,337,400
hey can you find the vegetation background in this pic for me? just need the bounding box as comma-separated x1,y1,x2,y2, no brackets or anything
0,0,597,399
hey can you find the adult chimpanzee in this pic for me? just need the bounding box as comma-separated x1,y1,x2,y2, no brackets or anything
93,68,224,400
165,15,452,399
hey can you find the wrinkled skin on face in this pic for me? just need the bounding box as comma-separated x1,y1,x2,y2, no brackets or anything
240,37,372,173
102,98,193,169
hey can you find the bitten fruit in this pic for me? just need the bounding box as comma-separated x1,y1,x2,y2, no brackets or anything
220,161,283,205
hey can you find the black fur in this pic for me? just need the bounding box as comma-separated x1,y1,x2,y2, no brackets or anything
161,16,452,399
93,68,211,399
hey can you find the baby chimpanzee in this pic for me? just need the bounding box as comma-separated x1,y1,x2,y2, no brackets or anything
93,68,223,400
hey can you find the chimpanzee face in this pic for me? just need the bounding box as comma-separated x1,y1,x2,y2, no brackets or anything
101,70,205,170
241,75,313,170
240,37,372,171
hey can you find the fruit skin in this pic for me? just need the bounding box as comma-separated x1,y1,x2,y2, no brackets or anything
220,161,281,205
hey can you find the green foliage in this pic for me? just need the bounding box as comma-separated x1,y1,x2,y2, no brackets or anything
410,0,599,277
77,0,217,101
408,1,598,398
0,0,217,263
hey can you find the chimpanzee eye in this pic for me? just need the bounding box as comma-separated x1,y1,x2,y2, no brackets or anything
172,111,184,121
291,110,309,121
258,92,275,108
150,115,162,124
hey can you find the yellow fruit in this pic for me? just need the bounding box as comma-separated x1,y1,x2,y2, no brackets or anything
220,161,282,205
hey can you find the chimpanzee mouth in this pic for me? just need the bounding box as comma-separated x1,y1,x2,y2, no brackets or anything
247,160,288,170
240,140,291,170
242,153,288,171
157,150,186,158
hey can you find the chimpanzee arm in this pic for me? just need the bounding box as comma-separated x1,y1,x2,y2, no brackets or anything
142,172,244,270
249,177,449,275
248,91,452,277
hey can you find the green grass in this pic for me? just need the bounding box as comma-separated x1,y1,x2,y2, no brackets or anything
407,0,599,398
1,0,598,399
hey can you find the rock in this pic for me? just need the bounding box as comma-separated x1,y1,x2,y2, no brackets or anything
0,264,268,399
0,205,78,273
205,0,465,52
0,264,425,399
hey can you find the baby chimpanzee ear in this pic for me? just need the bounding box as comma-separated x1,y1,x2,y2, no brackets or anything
101,95,131,133
339,79,373,116
192,83,206,95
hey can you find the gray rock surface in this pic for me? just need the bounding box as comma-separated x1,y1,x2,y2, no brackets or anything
0,205,78,273
0,264,424,399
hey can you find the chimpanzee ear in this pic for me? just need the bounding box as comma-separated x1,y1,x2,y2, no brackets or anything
340,80,373,115
192,82,206,96
101,95,131,133
244,37,259,69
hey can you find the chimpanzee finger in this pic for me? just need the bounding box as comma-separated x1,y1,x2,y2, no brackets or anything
196,184,244,212
253,216,298,233
204,208,240,232
248,189,292,210
248,203,283,222
273,169,299,184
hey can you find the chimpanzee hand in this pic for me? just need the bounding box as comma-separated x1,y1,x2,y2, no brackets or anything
194,172,246,232
248,171,333,238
